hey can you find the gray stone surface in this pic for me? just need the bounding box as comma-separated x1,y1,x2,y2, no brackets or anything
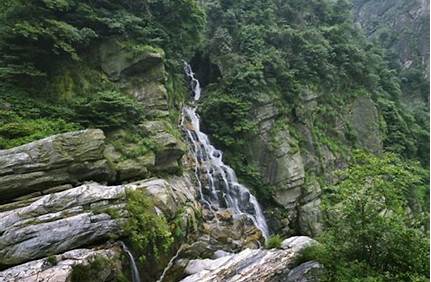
140,121,187,171
350,96,383,153
0,130,114,203
180,236,317,282
0,247,123,282
286,261,323,282
0,176,199,267
100,38,164,80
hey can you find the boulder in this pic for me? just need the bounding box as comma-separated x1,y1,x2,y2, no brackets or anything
0,246,124,282
286,261,323,282
0,176,198,267
140,121,187,171
181,236,317,282
0,182,126,266
0,130,115,203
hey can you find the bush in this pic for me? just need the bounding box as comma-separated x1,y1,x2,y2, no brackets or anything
0,115,80,149
265,234,283,249
310,151,430,281
125,190,173,264
71,256,112,282
73,90,144,130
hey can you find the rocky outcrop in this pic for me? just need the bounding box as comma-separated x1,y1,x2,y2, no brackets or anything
353,0,429,72
0,246,124,282
286,261,323,282
0,129,114,203
349,96,383,153
100,38,165,80
0,176,198,267
249,101,305,210
141,121,187,172
180,236,320,282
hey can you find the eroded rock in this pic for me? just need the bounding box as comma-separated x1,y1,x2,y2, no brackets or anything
0,176,198,267
0,246,124,282
181,236,318,282
0,129,114,203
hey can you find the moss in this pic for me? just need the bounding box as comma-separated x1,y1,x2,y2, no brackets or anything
124,189,173,264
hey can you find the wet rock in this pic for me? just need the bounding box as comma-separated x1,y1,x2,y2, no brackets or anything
0,130,114,203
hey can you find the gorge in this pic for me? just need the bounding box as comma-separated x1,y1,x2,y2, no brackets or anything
0,0,429,281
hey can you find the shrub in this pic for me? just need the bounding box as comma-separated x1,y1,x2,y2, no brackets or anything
310,151,430,281
265,234,283,249
73,90,144,130
0,116,80,149
125,190,173,264
71,256,112,282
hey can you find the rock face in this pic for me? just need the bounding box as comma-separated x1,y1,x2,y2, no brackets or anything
181,236,320,282
100,38,165,80
0,129,114,203
141,121,187,172
349,96,383,153
0,246,124,282
249,100,305,210
353,0,430,72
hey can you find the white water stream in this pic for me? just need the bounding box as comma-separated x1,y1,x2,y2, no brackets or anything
181,63,269,239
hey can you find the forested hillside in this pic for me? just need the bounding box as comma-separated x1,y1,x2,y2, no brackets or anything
0,0,428,281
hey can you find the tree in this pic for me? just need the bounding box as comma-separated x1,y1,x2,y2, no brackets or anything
305,151,429,281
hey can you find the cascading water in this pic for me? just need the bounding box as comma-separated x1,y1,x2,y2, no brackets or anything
182,63,269,239
120,241,141,282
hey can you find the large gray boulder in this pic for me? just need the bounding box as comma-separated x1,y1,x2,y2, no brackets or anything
181,236,318,282
0,129,114,203
0,246,124,282
0,176,198,267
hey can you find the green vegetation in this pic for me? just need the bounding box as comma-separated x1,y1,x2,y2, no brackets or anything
125,189,173,264
71,256,114,282
197,0,429,190
46,255,57,266
0,86,146,149
0,0,205,149
0,0,204,82
265,234,283,249
301,151,429,281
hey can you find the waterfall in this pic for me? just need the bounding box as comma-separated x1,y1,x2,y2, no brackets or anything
120,241,141,282
181,63,269,239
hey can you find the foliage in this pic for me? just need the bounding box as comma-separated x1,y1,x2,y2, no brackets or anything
197,0,429,208
46,255,58,266
0,0,205,82
200,91,256,148
0,86,146,148
265,234,283,249
71,256,114,282
125,189,173,264
73,90,144,130
306,151,429,281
